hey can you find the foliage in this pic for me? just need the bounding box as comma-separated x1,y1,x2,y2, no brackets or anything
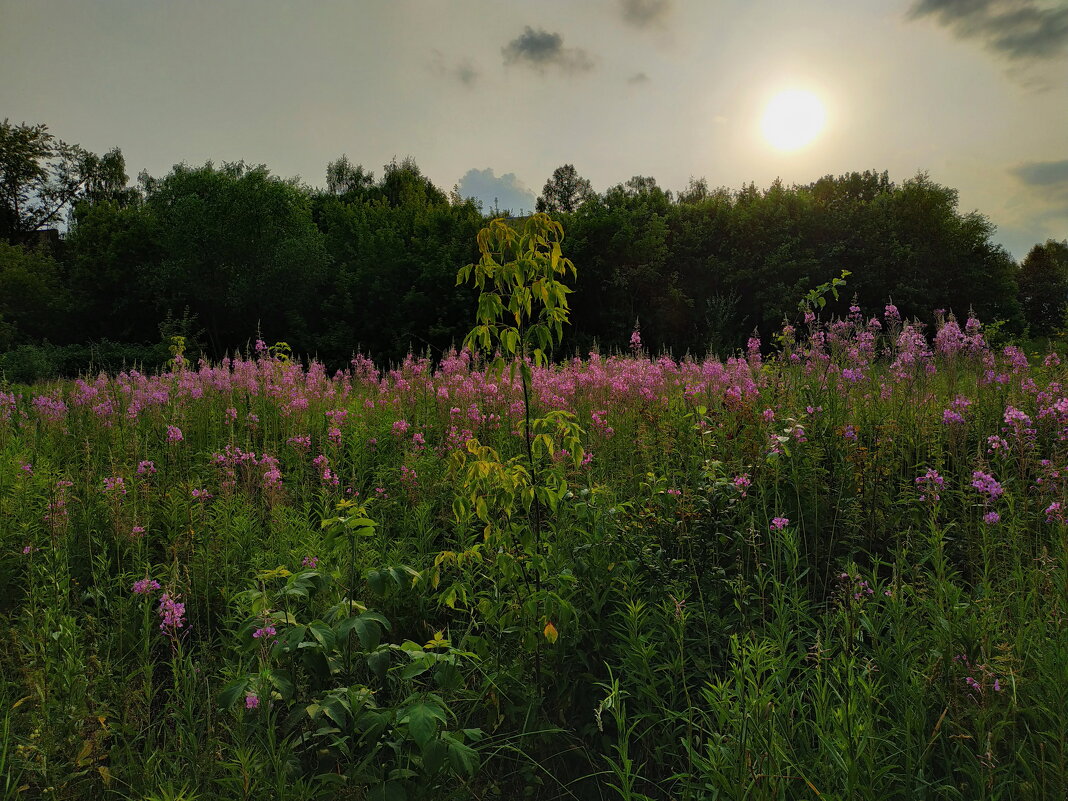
3,267,1068,797
0,119,131,243
0,242,72,348
0,120,1039,370
536,164,594,214
1018,239,1068,336
140,162,329,354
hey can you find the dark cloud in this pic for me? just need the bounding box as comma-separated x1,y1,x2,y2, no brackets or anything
457,168,536,216
621,0,673,28
1014,158,1068,187
627,71,650,84
430,51,479,86
1011,158,1068,223
909,0,1068,61
501,26,594,74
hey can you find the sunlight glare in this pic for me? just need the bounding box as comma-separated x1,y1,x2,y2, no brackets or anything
761,90,826,151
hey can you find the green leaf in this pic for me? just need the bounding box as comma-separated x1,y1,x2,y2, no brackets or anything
361,610,391,630
444,733,479,777
308,620,336,651
354,616,381,651
367,568,386,595
275,627,305,653
218,677,250,709
320,696,349,728
405,702,440,748
268,670,295,699
423,738,448,774
400,660,430,680
367,647,391,680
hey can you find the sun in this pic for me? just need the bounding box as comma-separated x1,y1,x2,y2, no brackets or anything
761,90,826,151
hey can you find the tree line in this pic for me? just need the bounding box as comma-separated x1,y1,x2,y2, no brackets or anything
1,119,1066,377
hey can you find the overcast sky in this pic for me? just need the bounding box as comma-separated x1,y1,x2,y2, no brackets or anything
2,0,1066,258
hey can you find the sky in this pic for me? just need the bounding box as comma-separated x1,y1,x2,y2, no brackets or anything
1,0,1066,259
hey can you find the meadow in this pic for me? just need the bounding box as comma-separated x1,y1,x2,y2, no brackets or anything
2,218,1067,800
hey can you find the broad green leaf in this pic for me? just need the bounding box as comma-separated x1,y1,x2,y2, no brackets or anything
218,677,250,708
354,616,381,651
405,701,440,747
268,670,295,699
400,660,430,680
444,733,479,777
367,647,391,680
423,738,448,774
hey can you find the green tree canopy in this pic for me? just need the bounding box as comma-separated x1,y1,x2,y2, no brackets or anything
1018,239,1068,335
0,119,130,243
0,241,71,348
141,162,328,353
536,164,594,214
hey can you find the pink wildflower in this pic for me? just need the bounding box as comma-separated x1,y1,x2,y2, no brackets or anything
132,578,161,595
158,592,186,633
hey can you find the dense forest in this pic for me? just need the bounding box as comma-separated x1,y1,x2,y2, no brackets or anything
2,119,1067,379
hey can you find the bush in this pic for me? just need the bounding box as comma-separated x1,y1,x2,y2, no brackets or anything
0,340,171,384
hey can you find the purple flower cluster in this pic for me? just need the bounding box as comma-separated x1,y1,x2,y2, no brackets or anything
103,476,127,496
942,409,964,425
971,471,1004,501
158,593,186,634
1045,502,1064,524
915,469,944,502
132,578,161,595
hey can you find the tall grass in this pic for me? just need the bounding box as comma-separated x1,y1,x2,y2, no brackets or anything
0,307,1066,799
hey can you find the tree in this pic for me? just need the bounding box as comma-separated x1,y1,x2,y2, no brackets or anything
1018,239,1068,335
535,164,593,213
0,242,72,347
0,119,130,243
64,200,163,343
312,163,482,362
380,157,448,209
325,155,375,197
141,162,328,353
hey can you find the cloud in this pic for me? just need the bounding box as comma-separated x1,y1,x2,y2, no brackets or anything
627,71,650,84
501,26,594,74
1010,158,1068,225
457,168,536,216
909,0,1068,61
430,51,479,86
620,0,673,28
1014,158,1068,187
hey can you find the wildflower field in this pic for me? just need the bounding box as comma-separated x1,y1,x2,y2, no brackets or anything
2,219,1068,800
